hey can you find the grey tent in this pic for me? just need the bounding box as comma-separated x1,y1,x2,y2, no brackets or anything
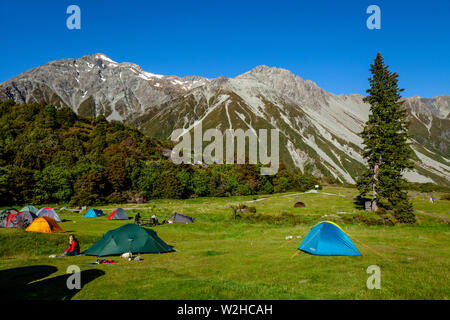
107,208,129,220
168,212,194,224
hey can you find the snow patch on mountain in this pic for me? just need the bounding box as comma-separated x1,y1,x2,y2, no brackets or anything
403,170,434,183
174,94,230,140
302,134,356,184
286,140,309,172
413,147,450,175
225,100,232,129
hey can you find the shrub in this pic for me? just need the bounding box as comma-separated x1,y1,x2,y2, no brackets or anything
247,206,256,213
236,184,252,196
239,211,306,226
393,200,416,224
229,204,244,220
380,213,396,226
340,212,396,226
441,193,450,200
375,208,387,215
260,180,274,194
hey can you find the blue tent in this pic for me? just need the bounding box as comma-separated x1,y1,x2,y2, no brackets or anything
298,221,361,256
84,208,104,218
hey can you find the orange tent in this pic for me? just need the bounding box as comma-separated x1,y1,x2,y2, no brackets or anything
26,216,65,233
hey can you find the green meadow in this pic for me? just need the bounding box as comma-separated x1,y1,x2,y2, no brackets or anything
0,186,449,300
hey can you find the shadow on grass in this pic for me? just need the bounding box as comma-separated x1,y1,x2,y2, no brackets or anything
0,265,105,300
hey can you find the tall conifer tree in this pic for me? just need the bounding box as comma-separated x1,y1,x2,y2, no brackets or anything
357,53,414,211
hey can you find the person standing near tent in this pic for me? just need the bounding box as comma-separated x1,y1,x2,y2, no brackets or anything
63,234,80,256
134,212,141,224
151,213,158,225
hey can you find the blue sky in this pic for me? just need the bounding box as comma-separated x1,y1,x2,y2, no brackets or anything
0,0,449,97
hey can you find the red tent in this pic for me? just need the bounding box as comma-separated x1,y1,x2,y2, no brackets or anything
6,211,22,227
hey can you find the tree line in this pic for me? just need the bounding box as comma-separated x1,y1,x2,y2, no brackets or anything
0,101,319,206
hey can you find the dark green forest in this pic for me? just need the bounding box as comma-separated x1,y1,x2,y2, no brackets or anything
0,101,319,206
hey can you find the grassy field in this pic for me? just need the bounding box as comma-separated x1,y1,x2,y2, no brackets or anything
0,186,449,300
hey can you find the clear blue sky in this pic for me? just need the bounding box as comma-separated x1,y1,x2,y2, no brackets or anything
0,0,449,97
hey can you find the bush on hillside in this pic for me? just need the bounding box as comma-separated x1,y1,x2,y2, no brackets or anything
393,200,416,224
441,193,450,200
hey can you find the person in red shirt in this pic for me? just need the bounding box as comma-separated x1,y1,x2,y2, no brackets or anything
63,234,80,256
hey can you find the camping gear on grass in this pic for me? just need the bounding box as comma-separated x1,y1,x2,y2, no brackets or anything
4,211,36,229
121,252,133,259
26,216,65,233
36,207,62,222
84,208,104,218
107,208,128,220
168,212,194,224
298,221,361,256
89,259,117,265
20,205,38,215
84,223,175,256
294,202,306,208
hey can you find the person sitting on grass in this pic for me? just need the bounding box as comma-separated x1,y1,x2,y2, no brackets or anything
63,234,80,256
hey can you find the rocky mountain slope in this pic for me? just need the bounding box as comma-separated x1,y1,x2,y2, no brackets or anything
1,54,449,185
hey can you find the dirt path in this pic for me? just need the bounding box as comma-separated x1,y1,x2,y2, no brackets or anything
416,210,449,223
243,190,346,203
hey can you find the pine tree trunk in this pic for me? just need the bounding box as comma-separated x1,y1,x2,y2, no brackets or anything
371,163,379,211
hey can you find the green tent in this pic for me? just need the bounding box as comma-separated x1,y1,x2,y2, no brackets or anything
1,207,18,216
84,224,175,257
21,205,38,215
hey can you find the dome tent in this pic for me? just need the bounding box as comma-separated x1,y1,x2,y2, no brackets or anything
0,207,18,220
85,208,104,218
26,217,65,233
0,208,20,227
1,207,19,216
21,205,38,215
4,211,36,229
36,207,62,222
107,208,128,220
294,202,306,208
84,224,175,256
298,221,361,256
168,212,194,224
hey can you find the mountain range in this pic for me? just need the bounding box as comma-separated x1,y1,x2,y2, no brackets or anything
1,54,449,186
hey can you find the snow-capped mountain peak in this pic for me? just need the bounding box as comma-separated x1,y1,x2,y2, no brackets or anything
1,54,448,186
